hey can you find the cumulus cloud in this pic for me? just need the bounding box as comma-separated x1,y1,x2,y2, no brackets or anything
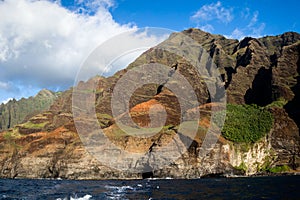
68,0,115,15
191,1,233,23
75,28,171,82
0,0,167,102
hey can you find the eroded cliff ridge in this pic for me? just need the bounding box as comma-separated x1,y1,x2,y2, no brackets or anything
0,29,299,179
0,89,58,132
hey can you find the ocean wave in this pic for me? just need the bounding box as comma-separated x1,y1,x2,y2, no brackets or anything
56,194,92,200
105,185,134,192
104,185,136,200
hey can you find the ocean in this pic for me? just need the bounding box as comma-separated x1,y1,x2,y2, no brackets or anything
0,176,299,200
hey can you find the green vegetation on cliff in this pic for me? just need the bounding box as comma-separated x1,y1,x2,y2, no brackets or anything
0,89,58,131
221,104,274,143
266,97,288,108
268,165,290,173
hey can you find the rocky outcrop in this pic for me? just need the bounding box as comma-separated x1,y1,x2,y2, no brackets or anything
269,107,300,171
0,29,299,179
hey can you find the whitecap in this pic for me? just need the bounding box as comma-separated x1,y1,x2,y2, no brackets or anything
105,185,134,192
70,194,92,200
105,185,135,200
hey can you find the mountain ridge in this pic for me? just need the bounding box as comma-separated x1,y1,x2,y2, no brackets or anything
0,89,59,132
0,29,299,179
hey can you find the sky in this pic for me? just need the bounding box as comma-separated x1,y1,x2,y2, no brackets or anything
0,0,299,103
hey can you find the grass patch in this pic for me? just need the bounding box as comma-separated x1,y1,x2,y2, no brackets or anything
75,89,104,94
107,123,179,139
109,127,127,138
97,113,112,119
235,143,251,152
268,165,290,173
22,121,48,129
235,162,247,172
176,121,208,141
220,104,273,143
118,125,166,137
3,130,21,149
266,97,288,108
97,113,112,127
4,131,14,141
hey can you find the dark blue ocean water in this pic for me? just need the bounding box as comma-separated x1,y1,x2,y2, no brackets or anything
0,176,299,200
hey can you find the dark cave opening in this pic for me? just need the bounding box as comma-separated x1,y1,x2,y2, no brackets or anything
156,85,164,95
142,164,154,179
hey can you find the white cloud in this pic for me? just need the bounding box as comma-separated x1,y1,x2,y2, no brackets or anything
0,81,10,90
252,23,265,37
0,0,167,102
241,7,250,20
199,24,215,33
75,28,170,81
1,98,12,104
73,0,115,15
226,28,245,40
191,1,233,23
247,11,258,28
246,11,265,37
226,11,266,40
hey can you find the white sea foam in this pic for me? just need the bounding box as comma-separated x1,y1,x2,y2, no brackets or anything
105,185,135,199
56,195,92,200
70,194,92,200
105,185,134,192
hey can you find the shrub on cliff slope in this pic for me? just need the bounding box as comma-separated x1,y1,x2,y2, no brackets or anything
221,104,273,143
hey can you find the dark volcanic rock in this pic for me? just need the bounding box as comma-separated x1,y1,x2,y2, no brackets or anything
269,107,300,170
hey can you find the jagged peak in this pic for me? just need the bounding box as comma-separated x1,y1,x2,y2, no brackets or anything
281,31,300,37
182,28,226,40
183,28,210,35
35,88,55,98
0,88,58,131
255,31,300,56
264,31,300,40
184,29,300,44
233,37,264,53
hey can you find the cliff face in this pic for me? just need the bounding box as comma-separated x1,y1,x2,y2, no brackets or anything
0,29,299,179
0,89,58,131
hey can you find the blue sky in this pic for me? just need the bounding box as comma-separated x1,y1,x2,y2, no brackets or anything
61,0,300,37
0,0,299,103
113,0,299,36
